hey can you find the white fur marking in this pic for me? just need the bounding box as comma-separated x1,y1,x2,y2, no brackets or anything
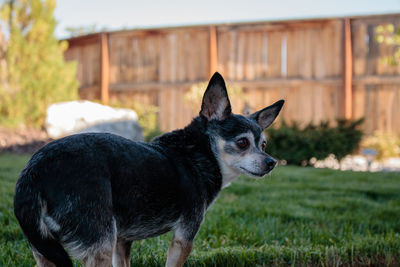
39,199,60,238
214,138,241,188
43,216,61,232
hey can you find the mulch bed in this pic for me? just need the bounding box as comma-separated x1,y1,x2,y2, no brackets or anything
0,127,53,154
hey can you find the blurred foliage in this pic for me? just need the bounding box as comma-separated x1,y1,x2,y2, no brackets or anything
375,24,400,66
0,0,78,128
265,119,364,166
132,102,162,142
109,99,162,142
361,131,400,160
65,25,98,37
184,82,245,111
65,24,108,38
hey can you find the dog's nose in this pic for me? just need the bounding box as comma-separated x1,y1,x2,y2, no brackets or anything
265,157,277,169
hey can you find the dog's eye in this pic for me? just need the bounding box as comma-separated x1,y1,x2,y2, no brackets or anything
261,141,267,151
236,138,249,149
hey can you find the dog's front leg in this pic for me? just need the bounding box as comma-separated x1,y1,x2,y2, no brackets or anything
166,209,204,266
166,236,193,267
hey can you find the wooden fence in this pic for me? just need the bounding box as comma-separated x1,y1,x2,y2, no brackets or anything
64,14,400,134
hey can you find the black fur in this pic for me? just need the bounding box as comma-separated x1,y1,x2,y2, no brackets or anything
14,116,221,264
14,168,73,267
14,72,284,266
208,114,263,144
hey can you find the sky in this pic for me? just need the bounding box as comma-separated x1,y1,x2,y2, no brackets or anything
54,0,400,38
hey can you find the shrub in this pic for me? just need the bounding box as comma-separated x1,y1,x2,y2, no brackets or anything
265,119,364,166
361,131,400,160
0,0,79,128
132,102,162,142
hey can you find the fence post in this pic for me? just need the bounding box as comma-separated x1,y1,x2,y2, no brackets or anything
209,26,218,77
100,33,110,104
342,18,353,119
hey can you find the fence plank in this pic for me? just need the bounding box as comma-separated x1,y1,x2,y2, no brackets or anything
100,34,110,104
342,19,353,119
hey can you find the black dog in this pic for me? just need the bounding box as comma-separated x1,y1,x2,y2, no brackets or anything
14,73,284,267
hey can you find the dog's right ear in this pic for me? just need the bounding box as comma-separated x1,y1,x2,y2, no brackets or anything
200,72,232,121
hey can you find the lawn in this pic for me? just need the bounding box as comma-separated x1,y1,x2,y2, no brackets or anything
0,152,399,266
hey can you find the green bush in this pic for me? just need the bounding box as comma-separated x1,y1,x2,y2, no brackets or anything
132,102,163,142
265,119,364,166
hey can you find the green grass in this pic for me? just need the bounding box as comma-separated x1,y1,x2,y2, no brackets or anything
1,153,399,266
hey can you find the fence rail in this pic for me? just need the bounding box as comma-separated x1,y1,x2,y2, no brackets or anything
64,13,400,134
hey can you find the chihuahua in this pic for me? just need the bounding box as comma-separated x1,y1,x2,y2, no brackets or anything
14,72,284,267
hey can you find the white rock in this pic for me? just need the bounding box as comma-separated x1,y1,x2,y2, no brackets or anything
45,101,143,141
78,120,143,141
382,158,400,171
383,158,400,168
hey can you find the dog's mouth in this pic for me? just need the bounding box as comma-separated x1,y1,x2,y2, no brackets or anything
239,167,267,177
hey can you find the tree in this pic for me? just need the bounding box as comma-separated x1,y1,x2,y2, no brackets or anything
65,24,98,37
0,0,78,128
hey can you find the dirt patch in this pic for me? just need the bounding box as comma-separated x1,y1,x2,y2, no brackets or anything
0,127,53,154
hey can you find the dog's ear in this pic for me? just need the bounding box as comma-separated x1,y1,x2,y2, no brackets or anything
249,100,284,129
200,72,232,120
